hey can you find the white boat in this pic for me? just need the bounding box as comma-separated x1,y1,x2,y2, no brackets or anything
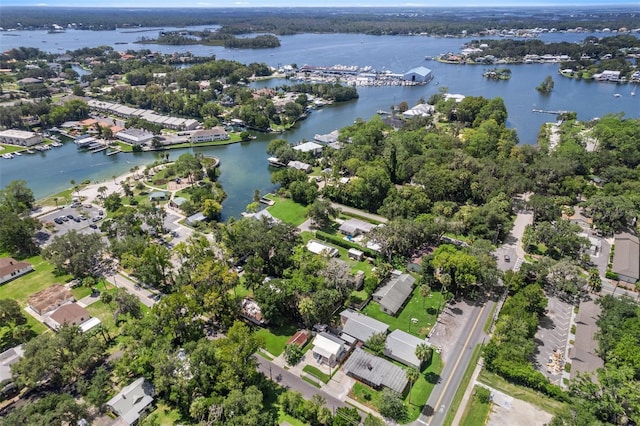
14,151,22,156
613,93,622,98
2,153,14,159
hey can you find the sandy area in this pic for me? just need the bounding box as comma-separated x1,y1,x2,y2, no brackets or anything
487,398,553,426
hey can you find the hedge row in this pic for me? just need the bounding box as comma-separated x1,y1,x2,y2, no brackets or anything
315,231,379,259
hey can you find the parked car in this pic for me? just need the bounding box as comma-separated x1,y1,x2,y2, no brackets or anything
92,216,102,222
504,254,511,262
73,217,81,222
89,224,98,229
67,214,74,220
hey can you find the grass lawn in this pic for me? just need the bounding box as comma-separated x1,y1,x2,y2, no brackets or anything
299,231,374,276
406,352,444,422
265,195,308,226
443,344,483,426
459,386,492,426
0,144,25,154
350,381,381,410
0,255,72,306
141,403,184,426
254,323,298,357
477,369,566,416
302,365,330,383
279,410,309,426
85,300,117,334
362,286,441,339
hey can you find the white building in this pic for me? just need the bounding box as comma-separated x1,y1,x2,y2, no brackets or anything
311,332,345,367
403,66,433,83
116,128,154,145
191,127,229,143
306,240,339,257
0,129,43,147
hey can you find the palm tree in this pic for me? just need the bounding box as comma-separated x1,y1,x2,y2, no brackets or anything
405,367,420,405
98,186,108,199
415,343,433,369
420,284,431,309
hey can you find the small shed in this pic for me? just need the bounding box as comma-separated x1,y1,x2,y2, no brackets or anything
348,248,364,261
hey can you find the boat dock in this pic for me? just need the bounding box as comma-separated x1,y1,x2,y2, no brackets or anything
267,157,287,168
90,145,109,153
532,108,571,115
106,149,121,156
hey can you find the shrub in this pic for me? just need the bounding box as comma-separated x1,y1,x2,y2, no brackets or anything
283,344,304,366
476,387,491,404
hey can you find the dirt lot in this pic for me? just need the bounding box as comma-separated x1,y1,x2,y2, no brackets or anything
487,398,553,426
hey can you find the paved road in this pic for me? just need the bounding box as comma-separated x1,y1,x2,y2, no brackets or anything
413,298,494,426
255,355,345,411
329,202,388,223
105,272,158,308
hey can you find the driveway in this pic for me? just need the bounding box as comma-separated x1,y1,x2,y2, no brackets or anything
105,272,158,308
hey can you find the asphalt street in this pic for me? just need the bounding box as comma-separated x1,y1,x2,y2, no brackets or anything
414,298,494,426
255,355,345,412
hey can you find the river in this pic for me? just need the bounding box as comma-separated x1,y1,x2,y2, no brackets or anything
1,28,639,219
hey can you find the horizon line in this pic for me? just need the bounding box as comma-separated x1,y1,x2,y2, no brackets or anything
2,4,639,8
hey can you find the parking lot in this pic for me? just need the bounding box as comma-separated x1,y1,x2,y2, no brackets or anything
39,204,103,241
533,295,573,384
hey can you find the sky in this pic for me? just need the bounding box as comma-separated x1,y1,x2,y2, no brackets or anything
2,0,639,7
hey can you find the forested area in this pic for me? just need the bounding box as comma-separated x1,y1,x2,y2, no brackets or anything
2,6,638,36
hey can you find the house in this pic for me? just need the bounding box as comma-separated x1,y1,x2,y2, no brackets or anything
342,347,408,394
28,285,74,315
403,66,433,83
402,104,435,118
338,218,377,236
306,240,339,258
611,232,640,284
287,160,313,173
314,130,339,144
149,191,168,202
46,303,102,332
116,128,154,146
0,258,33,285
443,93,466,103
106,377,155,425
0,345,24,384
170,197,188,209
0,129,43,147
348,248,364,261
372,271,415,316
384,329,428,368
287,329,310,348
191,127,229,143
293,141,323,156
312,332,345,367
340,309,388,344
186,212,207,226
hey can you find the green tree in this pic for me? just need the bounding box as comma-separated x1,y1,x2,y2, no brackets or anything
366,332,387,355
378,388,407,422
42,230,105,278
1,393,89,426
419,284,431,308
284,343,304,366
405,367,420,405
0,180,35,214
587,268,602,293
333,407,361,426
0,206,40,257
415,343,433,367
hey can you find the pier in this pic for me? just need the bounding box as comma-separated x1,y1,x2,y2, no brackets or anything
90,145,109,153
532,108,571,115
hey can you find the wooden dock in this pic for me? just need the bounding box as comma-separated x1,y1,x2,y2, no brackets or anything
90,145,109,153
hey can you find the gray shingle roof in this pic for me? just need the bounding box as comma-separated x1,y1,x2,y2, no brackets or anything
343,347,408,393
340,309,388,343
373,273,415,315
384,329,426,368
107,377,154,425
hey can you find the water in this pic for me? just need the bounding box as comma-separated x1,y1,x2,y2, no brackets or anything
1,29,639,218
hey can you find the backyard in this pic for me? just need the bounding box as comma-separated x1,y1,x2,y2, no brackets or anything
254,323,299,357
363,286,442,339
265,194,308,226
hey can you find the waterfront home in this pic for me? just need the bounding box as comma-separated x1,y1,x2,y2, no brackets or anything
402,103,435,118
0,257,33,285
594,70,621,82
190,127,229,143
116,128,154,146
372,271,415,316
343,347,408,394
106,377,155,426
384,329,429,368
293,141,323,156
287,160,313,173
0,129,43,147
